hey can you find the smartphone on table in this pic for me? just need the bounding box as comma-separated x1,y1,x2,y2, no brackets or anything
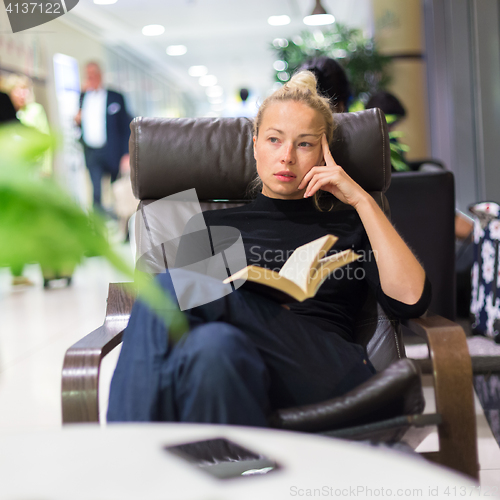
164,437,281,479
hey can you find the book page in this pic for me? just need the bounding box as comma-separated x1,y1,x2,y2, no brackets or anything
223,265,308,302
318,249,354,265
279,235,335,291
308,250,361,296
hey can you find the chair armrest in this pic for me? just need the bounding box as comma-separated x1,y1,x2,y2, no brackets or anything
405,313,479,480
61,283,135,424
269,358,423,434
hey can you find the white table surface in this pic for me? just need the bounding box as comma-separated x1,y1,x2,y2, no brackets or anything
0,423,486,500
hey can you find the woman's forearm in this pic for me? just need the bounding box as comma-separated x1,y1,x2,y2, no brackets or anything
354,193,426,305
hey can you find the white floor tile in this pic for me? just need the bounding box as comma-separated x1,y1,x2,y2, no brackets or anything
416,374,500,484
0,249,133,433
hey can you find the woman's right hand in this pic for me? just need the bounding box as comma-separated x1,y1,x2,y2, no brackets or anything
298,135,369,209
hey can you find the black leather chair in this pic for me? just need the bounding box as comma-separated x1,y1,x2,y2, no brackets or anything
387,170,456,321
62,109,478,479
387,169,500,375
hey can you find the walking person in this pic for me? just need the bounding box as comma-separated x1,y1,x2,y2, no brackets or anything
75,62,132,214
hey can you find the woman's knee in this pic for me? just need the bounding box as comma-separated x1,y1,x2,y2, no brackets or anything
180,322,257,364
174,323,268,389
173,322,269,406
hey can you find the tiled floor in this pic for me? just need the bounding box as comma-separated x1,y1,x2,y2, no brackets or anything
0,243,131,432
416,375,500,489
0,253,499,489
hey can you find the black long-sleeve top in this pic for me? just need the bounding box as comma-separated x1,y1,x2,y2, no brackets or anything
176,193,431,343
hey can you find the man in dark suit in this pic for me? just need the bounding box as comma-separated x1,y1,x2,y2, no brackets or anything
0,91,18,123
75,62,132,212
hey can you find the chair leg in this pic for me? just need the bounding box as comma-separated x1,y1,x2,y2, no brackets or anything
408,315,479,480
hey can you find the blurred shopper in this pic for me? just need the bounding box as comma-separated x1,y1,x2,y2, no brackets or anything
4,74,52,177
298,56,351,112
366,90,410,172
1,88,28,286
233,88,257,117
366,90,406,129
111,154,137,242
75,62,132,214
0,91,17,123
223,88,258,118
3,74,52,286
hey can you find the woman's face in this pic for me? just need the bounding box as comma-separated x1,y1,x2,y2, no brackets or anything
10,85,29,110
253,100,326,200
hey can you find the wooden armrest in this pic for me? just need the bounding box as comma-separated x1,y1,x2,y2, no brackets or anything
405,313,479,480
61,283,135,424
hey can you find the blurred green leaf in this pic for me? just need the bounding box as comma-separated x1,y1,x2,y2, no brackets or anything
0,123,188,340
390,149,408,172
385,114,400,125
389,135,410,172
0,123,57,168
348,99,365,113
388,130,405,139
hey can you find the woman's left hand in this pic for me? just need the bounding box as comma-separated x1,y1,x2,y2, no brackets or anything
300,137,426,306
298,134,367,209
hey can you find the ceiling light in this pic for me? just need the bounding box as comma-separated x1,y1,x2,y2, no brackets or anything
303,14,334,25
303,0,335,26
93,0,117,4
142,25,165,36
166,45,187,56
188,65,208,77
206,86,223,98
199,75,217,87
268,15,290,26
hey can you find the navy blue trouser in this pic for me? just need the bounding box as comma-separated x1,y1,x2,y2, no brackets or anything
83,146,118,209
107,269,375,426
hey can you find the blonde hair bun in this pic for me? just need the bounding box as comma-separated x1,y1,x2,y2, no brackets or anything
253,70,334,143
284,70,319,95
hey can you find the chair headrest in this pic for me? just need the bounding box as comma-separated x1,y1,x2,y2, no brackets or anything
130,108,390,201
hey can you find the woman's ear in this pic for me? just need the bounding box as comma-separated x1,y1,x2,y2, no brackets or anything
253,136,257,160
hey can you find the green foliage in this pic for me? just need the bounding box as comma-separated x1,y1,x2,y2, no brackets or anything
271,23,392,102
388,131,410,172
0,123,188,339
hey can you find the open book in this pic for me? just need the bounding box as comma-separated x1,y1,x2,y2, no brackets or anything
223,234,360,303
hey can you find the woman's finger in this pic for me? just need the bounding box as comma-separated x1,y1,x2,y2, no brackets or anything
298,166,329,189
301,167,338,193
322,134,337,167
304,171,338,197
305,177,332,198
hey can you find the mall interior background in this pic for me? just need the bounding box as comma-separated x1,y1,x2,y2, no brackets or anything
1,1,500,490
1,0,499,213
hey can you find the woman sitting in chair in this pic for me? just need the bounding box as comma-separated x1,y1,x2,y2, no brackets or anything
107,71,431,425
